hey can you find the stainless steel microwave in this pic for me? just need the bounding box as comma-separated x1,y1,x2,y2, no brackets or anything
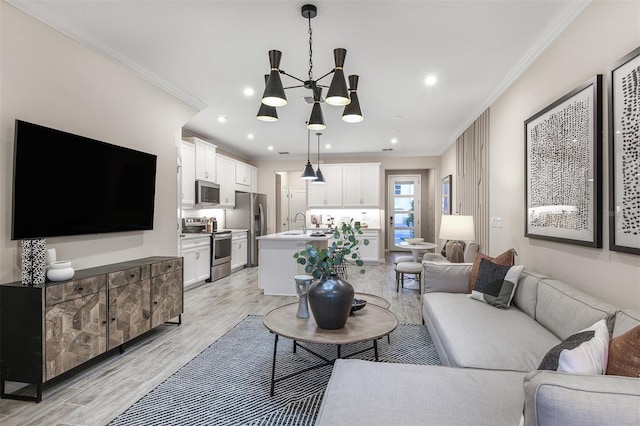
195,180,220,206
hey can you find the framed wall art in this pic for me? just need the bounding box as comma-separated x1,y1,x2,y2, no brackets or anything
524,75,603,247
608,46,640,255
442,175,452,215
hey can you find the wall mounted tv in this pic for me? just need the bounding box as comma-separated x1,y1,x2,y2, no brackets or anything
11,120,157,240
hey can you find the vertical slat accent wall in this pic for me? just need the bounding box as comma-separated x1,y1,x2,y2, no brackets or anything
455,109,490,253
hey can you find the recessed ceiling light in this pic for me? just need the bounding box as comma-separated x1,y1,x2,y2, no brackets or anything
268,146,274,151
243,87,255,97
424,75,437,86
391,138,398,144
325,144,331,149
218,116,227,123
247,133,254,139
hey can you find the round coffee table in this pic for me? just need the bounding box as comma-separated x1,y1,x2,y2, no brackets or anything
263,302,397,396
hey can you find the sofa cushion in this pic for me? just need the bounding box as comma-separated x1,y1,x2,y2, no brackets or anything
512,270,547,320
538,319,609,374
613,309,640,337
606,325,640,377
422,293,560,371
468,248,515,292
423,261,472,294
523,370,640,426
535,279,617,340
316,359,526,426
469,259,523,309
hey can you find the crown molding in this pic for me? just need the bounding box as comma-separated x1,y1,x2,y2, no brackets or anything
445,0,592,153
8,0,208,111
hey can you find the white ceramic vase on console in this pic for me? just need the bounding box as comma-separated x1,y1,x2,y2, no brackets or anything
47,261,75,281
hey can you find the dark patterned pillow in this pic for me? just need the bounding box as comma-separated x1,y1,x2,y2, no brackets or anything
468,257,523,309
539,319,609,374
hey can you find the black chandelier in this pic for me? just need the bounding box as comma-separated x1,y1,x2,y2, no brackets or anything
257,4,363,129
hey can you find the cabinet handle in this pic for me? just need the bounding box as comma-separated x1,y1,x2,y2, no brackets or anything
102,320,107,324
154,301,158,304
111,317,116,321
196,252,200,259
130,274,135,278
77,286,84,291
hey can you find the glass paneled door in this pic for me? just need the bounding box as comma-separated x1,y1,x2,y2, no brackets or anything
388,175,421,250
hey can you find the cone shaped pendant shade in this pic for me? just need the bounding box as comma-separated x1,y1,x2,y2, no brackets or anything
262,50,287,107
307,87,326,131
257,74,278,122
301,129,317,180
342,75,363,123
326,49,351,106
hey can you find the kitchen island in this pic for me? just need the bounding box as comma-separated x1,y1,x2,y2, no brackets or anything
256,230,335,296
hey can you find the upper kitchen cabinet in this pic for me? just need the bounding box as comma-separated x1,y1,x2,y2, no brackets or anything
185,137,217,183
216,154,236,208
235,162,251,188
342,164,381,207
308,164,343,207
180,141,196,207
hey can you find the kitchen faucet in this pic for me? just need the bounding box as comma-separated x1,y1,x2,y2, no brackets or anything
293,212,307,234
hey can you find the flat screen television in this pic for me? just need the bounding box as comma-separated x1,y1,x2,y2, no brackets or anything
12,120,157,240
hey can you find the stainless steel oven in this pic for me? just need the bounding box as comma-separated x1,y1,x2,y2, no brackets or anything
211,230,231,281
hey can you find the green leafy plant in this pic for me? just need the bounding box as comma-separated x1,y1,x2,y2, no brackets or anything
293,219,370,280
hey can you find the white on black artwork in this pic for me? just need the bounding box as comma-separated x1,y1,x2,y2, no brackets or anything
609,46,640,255
525,76,602,247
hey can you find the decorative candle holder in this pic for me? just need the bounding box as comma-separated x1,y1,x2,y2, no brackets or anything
294,275,314,319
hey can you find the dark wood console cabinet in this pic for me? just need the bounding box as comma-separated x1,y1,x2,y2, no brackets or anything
0,256,183,402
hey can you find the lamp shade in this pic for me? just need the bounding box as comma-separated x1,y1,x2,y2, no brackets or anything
262,50,287,107
257,74,279,121
325,48,351,106
439,215,475,241
307,87,326,130
311,168,326,184
342,75,363,123
301,161,317,180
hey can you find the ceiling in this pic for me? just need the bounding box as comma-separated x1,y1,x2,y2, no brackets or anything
10,0,589,160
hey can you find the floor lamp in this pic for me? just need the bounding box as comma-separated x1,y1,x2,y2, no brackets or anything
439,215,475,263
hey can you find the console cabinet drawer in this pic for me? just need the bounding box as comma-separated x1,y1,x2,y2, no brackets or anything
152,258,182,277
45,276,106,306
108,266,148,289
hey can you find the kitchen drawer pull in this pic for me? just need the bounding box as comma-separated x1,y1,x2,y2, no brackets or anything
77,286,84,291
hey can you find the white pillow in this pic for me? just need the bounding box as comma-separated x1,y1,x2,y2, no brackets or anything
538,319,609,375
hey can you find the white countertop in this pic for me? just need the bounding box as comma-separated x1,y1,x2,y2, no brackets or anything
257,230,335,241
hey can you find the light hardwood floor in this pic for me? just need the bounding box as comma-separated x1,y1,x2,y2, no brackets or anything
0,253,423,425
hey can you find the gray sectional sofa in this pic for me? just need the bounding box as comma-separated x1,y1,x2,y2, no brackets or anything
315,262,640,426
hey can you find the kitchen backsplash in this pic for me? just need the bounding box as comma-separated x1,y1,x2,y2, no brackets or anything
307,209,381,229
182,208,226,229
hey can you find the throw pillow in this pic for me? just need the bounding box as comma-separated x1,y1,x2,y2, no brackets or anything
468,249,515,293
468,258,523,309
440,240,465,262
606,325,640,377
538,319,609,374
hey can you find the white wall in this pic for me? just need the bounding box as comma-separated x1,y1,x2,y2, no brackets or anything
490,1,640,309
0,3,197,283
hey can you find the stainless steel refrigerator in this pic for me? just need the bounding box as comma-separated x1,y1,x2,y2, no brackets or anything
225,192,267,267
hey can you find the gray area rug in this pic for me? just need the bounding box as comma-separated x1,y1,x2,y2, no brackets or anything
110,315,440,426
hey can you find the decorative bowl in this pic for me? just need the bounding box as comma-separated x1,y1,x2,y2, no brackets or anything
350,298,367,313
405,238,424,245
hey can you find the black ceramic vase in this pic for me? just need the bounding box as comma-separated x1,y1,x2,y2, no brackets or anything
308,272,355,330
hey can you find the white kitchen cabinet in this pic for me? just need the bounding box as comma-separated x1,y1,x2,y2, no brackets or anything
307,164,343,207
180,236,211,287
216,154,236,208
342,164,381,207
180,141,196,207
235,162,251,188
190,137,217,183
231,231,248,272
358,229,380,263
